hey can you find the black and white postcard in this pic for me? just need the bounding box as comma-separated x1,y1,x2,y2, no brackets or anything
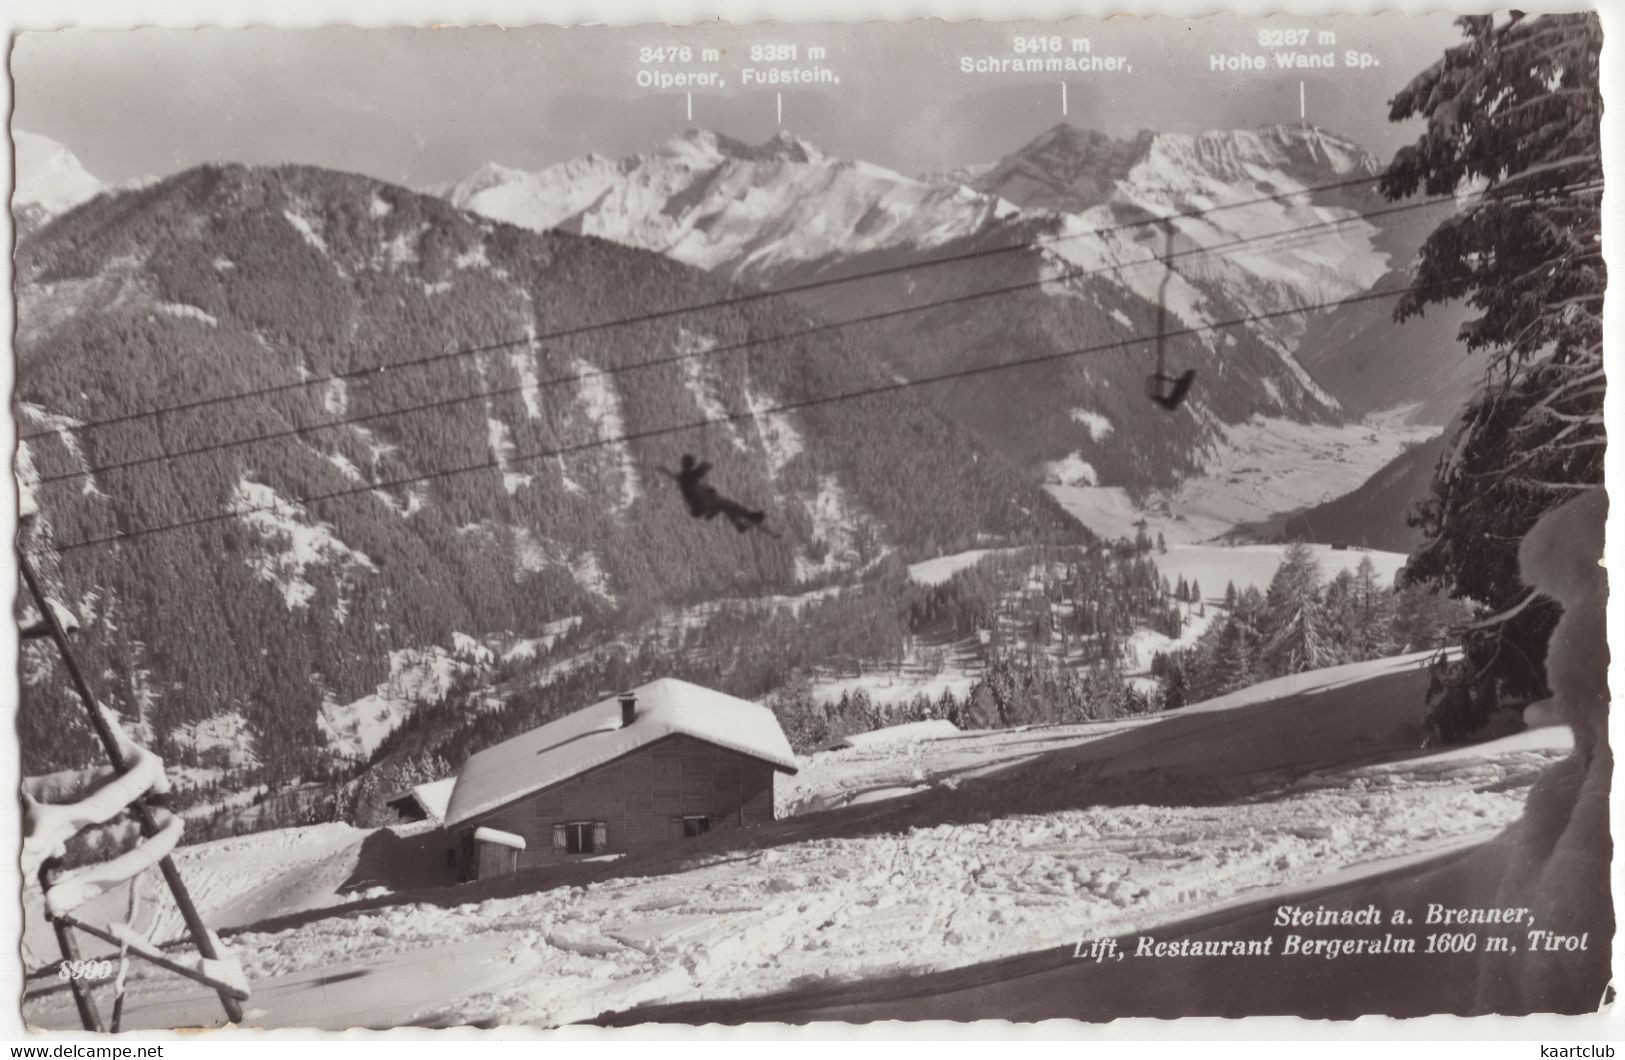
8,2,1615,1035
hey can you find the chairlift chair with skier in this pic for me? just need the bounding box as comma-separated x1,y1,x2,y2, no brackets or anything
1145,220,1197,413
659,453,778,537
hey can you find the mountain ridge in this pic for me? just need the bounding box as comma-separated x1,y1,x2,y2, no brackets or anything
15,160,1075,781
13,129,108,235
438,122,1412,496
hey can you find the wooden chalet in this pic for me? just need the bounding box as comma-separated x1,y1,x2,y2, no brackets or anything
443,678,799,881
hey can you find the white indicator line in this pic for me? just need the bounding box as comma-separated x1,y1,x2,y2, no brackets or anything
776,91,783,125
1300,80,1306,121
1061,81,1069,116
687,91,693,122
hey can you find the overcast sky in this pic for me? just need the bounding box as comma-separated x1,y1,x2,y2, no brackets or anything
14,15,1464,188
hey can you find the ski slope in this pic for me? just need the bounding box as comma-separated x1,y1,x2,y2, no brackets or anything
21,650,1570,1031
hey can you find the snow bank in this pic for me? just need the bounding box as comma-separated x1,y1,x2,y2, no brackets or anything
746,385,803,475
1069,408,1114,440
169,711,259,770
486,416,533,494
283,208,328,253
22,735,170,882
825,719,960,751
795,475,881,581
319,644,488,758
906,548,1019,586
574,359,640,509
1152,543,1408,598
231,479,377,610
1044,452,1098,488
1461,488,1610,1012
156,302,218,327
46,813,184,918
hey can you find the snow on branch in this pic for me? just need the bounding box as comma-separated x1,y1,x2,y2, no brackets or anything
45,812,185,918
22,734,172,882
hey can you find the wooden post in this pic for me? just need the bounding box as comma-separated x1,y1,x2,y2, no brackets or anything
18,538,245,1026
39,862,104,1032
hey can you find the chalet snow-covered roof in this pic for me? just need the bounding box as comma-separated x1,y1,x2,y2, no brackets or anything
444,678,799,828
411,777,456,821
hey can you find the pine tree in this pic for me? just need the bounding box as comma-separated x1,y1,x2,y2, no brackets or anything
1262,543,1326,674
1323,569,1360,664
1212,619,1256,694
1383,13,1603,737
1351,555,1397,658
1160,658,1189,711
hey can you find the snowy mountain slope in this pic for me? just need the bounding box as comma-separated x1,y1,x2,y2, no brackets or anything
451,123,1390,349
13,130,105,217
1280,431,1449,552
972,125,1156,213
445,123,1431,507
986,125,1392,364
21,652,1571,1029
447,129,1021,286
916,162,993,188
1294,270,1483,424
15,161,1071,782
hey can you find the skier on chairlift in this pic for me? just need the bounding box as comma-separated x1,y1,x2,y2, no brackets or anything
1144,220,1197,413
660,454,776,536
1146,368,1197,411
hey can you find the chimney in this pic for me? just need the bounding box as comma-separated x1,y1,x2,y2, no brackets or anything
619,691,637,728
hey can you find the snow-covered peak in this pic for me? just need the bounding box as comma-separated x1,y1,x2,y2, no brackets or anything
1136,125,1381,191
445,160,533,205
13,130,105,216
973,125,1156,214
918,161,993,188
656,127,827,167
1014,122,1391,384
657,127,728,166
443,129,1016,284
757,129,825,164
976,123,1380,217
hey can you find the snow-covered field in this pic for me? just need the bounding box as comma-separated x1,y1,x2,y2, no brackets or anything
906,549,1022,586
22,652,1570,1031
1049,411,1437,546
1151,543,1408,600
804,648,982,711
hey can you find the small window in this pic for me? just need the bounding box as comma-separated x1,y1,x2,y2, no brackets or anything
681,815,710,839
553,821,604,854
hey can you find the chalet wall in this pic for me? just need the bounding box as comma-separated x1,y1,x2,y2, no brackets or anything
464,734,776,873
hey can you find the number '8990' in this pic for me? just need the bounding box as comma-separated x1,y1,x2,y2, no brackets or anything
58,959,115,981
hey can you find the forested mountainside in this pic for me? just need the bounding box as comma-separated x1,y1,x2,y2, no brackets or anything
447,123,1440,494
1293,272,1483,424
14,162,1075,780
784,218,1341,493
362,540,1177,790
1280,432,1449,552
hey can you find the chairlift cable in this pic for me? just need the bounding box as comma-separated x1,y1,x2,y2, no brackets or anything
32,190,1481,489
27,280,1447,558
18,169,1426,447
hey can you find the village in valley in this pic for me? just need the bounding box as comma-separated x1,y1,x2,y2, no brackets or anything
11,10,1609,1032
